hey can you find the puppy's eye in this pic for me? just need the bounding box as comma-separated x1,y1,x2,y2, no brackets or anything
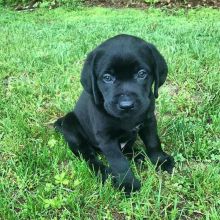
137,70,147,79
103,74,115,83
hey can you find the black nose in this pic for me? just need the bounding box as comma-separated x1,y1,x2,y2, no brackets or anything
119,100,134,110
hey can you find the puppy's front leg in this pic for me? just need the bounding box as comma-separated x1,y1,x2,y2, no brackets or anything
100,140,141,193
139,115,175,173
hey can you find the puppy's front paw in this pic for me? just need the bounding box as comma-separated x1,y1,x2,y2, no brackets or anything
99,167,112,183
149,151,175,173
113,174,141,194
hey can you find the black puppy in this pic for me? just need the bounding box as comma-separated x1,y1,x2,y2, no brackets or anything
55,34,174,193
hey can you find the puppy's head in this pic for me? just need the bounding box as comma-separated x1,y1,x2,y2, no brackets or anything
81,34,167,118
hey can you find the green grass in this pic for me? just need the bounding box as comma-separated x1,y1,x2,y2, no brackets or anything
0,6,220,219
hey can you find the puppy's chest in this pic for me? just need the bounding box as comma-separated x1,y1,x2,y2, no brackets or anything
118,123,144,149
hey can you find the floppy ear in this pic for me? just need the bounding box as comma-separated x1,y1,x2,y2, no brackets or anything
80,51,102,105
148,44,168,98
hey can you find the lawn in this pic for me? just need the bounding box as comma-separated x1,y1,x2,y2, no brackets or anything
0,6,220,219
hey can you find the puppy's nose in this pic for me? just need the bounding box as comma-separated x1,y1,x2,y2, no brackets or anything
119,100,134,110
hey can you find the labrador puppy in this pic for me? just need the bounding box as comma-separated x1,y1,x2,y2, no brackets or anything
55,34,174,193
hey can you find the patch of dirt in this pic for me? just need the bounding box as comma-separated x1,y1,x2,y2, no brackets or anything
111,210,127,220
84,0,220,9
163,82,179,96
14,0,220,11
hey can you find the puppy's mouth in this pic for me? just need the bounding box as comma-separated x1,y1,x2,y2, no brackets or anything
118,109,134,117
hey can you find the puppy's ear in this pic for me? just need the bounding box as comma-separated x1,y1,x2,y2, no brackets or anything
80,51,102,105
148,44,168,98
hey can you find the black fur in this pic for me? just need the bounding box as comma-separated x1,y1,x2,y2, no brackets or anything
55,34,174,194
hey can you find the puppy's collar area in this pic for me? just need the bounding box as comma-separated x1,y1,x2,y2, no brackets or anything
120,123,144,150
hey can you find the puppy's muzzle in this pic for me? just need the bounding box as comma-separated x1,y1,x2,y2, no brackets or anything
118,95,134,110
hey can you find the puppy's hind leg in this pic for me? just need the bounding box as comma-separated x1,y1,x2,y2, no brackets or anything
54,112,111,182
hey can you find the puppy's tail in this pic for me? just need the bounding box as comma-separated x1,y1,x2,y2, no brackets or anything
54,117,64,133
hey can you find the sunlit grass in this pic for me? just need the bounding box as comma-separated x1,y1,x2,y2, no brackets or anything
0,6,219,219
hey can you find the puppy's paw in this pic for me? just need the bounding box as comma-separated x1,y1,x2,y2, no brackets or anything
134,154,146,164
92,164,112,184
118,178,141,195
113,175,141,194
149,151,175,173
99,167,112,184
